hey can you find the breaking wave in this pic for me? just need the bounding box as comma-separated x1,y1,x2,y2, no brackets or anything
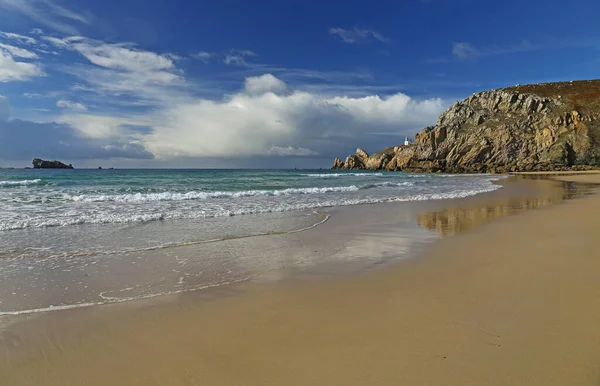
66,186,362,203
0,179,41,187
302,173,384,178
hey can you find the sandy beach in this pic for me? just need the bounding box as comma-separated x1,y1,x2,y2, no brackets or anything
1,173,600,385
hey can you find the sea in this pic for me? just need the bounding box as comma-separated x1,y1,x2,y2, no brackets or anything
0,168,502,315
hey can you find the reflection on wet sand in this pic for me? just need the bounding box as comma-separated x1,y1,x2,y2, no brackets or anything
417,177,596,236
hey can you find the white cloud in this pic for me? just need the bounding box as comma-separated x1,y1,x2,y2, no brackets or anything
56,99,87,111
268,146,319,156
0,30,446,165
193,51,216,62
57,114,149,139
329,27,390,44
0,49,44,81
139,75,444,160
42,36,186,104
41,56,444,161
0,43,38,58
71,41,175,72
0,31,37,44
244,74,288,96
0,0,89,34
41,35,71,48
223,49,257,66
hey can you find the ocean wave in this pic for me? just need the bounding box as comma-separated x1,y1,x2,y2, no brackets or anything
302,173,383,178
359,181,414,189
0,179,41,187
0,212,166,231
1,183,501,231
66,186,362,203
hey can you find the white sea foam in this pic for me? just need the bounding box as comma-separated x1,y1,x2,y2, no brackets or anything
0,179,41,187
360,181,414,189
302,173,383,177
66,185,362,203
0,182,501,231
0,276,252,316
0,173,505,231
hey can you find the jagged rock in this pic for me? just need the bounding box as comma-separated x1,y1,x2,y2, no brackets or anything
332,157,344,169
355,148,369,163
332,80,600,173
344,154,366,169
32,158,74,169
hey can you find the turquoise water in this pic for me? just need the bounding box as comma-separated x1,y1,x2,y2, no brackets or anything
0,168,502,314
0,168,502,260
0,168,501,231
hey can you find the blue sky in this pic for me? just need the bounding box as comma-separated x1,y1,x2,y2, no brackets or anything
1,0,599,168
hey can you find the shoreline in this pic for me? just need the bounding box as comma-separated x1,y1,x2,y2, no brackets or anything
0,173,503,316
1,172,600,385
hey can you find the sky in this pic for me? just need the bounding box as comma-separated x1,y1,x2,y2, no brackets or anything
1,0,599,168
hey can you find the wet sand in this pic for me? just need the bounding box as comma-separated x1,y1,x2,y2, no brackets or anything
1,173,600,385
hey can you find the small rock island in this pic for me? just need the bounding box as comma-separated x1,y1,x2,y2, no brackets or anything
32,158,74,169
332,79,600,173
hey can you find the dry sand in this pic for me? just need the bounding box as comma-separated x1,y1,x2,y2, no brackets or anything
1,174,600,385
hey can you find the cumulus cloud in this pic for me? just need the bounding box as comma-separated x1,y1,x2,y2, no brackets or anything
141,75,445,160
12,68,443,162
244,74,288,96
329,27,390,44
56,99,87,111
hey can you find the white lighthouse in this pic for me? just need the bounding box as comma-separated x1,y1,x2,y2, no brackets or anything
404,136,410,146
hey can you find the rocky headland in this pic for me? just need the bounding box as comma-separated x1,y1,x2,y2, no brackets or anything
32,158,74,169
332,80,600,173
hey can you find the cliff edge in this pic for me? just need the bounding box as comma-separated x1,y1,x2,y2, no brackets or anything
332,80,600,173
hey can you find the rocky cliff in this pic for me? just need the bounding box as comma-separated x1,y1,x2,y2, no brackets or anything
332,80,600,173
32,158,74,169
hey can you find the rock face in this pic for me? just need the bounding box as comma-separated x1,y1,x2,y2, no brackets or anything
332,80,600,173
32,158,74,169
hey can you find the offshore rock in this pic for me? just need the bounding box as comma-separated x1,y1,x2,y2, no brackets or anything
32,158,74,169
332,80,600,172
